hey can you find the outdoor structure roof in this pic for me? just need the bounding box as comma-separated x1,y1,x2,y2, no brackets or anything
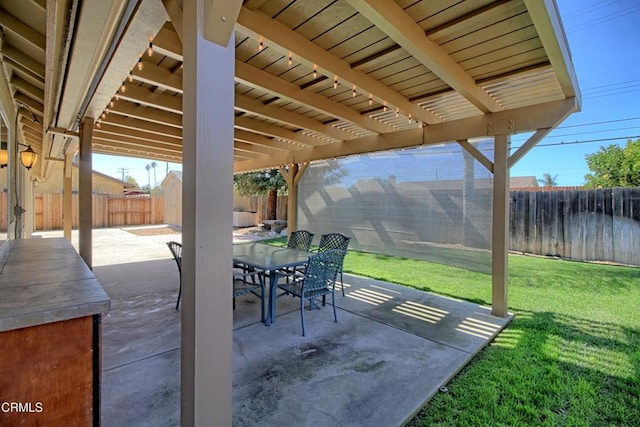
0,0,580,179
0,1,581,424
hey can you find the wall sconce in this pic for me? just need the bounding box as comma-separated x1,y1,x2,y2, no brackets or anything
0,144,39,169
20,145,38,170
0,147,7,168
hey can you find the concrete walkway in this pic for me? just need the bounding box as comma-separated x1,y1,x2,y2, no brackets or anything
35,226,512,426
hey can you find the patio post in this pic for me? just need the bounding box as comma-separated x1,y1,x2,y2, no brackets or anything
78,117,93,268
491,133,510,317
63,152,73,240
181,0,237,424
280,162,309,231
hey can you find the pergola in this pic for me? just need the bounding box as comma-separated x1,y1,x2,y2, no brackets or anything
0,0,580,423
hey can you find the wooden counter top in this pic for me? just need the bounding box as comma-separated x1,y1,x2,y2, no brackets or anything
0,238,110,332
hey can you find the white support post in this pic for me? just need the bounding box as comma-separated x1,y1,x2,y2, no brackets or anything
492,133,510,317
79,117,93,268
63,153,73,241
182,0,234,425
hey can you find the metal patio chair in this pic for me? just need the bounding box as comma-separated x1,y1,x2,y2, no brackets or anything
277,249,344,336
166,241,183,310
318,233,351,296
233,270,266,323
278,230,315,283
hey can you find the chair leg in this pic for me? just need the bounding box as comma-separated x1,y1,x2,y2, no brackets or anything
340,270,345,297
301,297,306,336
332,292,337,323
176,277,182,310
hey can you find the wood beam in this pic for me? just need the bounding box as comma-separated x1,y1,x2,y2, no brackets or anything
346,0,500,113
235,98,578,172
101,114,182,139
237,6,443,125
508,128,550,169
131,62,183,93
457,139,493,173
78,117,93,269
233,129,294,151
118,82,183,114
203,0,241,47
525,0,581,105
235,94,354,141
92,142,181,163
95,123,181,147
1,44,45,79
162,0,184,43
234,141,279,156
236,60,396,134
0,8,46,55
491,133,510,317
235,116,325,147
92,134,181,156
110,101,182,128
11,76,44,103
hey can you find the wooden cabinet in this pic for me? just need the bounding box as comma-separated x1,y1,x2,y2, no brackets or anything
0,238,109,426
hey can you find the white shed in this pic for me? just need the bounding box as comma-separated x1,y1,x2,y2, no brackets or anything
161,170,182,227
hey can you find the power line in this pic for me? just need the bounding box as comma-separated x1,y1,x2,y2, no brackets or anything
117,167,128,182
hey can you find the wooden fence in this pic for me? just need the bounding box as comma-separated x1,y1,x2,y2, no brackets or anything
510,188,640,266
32,194,164,230
249,195,288,222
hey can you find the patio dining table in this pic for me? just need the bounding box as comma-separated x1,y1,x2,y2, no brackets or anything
233,242,313,325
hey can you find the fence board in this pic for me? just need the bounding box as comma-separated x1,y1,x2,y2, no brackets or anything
25,194,164,231
510,188,640,266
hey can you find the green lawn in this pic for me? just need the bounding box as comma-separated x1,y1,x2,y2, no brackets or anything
345,251,640,426
269,238,640,425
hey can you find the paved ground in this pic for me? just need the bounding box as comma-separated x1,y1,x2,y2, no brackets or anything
35,226,513,426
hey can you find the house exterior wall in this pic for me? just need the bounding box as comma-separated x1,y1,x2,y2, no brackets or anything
0,162,125,195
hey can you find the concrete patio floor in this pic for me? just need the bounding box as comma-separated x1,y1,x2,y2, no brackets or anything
35,226,513,426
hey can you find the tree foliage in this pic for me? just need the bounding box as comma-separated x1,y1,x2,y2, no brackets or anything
584,139,640,188
125,175,140,188
537,173,559,187
234,169,287,220
233,169,287,196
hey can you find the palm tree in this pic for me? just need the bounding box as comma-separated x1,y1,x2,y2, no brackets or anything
145,164,151,188
537,173,559,187
151,161,157,187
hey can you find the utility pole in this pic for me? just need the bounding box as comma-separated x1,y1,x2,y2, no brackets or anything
117,167,128,182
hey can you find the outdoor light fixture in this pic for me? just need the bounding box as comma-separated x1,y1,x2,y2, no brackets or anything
0,144,39,170
0,147,7,168
20,145,38,170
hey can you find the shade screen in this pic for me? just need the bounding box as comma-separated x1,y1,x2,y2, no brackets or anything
298,140,495,273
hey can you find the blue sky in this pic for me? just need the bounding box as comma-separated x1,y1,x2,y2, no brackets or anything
510,0,640,185
92,0,640,187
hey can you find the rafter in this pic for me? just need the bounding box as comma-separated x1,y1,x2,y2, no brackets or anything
1,44,45,79
236,6,443,125
236,60,397,135
235,93,356,141
101,114,182,139
96,123,181,146
11,76,44,103
235,116,326,147
0,8,45,55
153,23,183,59
234,129,296,151
118,82,182,114
131,62,182,93
110,101,182,128
345,0,501,114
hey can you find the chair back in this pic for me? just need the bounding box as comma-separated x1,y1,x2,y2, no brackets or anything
166,241,182,272
303,249,345,292
318,233,351,252
287,230,315,251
